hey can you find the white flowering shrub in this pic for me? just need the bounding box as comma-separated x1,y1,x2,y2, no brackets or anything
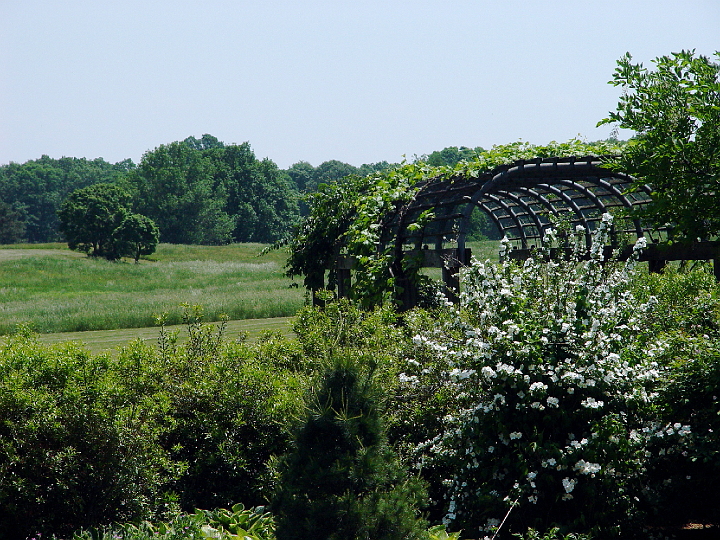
405,216,686,537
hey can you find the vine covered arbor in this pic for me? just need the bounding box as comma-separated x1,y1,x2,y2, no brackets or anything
291,150,720,309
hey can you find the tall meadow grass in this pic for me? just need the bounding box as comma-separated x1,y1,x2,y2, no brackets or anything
0,243,305,334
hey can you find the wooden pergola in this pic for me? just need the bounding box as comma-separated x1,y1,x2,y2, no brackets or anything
332,156,720,308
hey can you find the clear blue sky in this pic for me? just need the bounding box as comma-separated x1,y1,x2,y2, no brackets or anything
1,0,718,169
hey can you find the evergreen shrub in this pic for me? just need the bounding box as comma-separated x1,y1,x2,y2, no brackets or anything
272,355,427,540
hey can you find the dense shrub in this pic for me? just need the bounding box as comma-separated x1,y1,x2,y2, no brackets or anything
624,268,720,527
631,264,720,336
0,313,305,539
152,308,305,511
0,331,178,540
5,248,720,539
647,337,720,527
160,342,302,510
402,218,679,538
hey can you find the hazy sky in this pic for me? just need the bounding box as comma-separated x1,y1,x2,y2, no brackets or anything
1,1,718,169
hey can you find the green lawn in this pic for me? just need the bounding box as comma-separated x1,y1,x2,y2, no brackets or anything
35,316,295,355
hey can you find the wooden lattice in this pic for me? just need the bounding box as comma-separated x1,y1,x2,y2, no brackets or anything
332,156,720,308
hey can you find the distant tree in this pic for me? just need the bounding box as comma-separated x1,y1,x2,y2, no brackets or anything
113,213,160,263
129,142,233,245
357,161,394,176
182,133,225,151
308,160,359,192
58,183,132,259
0,200,26,244
426,146,483,167
131,138,298,244
286,161,315,192
599,50,720,240
466,207,501,241
212,143,300,243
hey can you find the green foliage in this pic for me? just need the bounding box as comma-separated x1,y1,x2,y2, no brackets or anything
58,183,159,261
466,206,501,241
287,140,623,307
631,265,720,336
57,183,130,258
0,199,26,243
647,336,720,527
0,334,179,539
600,49,720,240
425,524,462,540
69,504,276,540
130,141,234,245
0,155,134,243
113,212,161,262
272,355,427,540
424,146,484,167
0,311,305,539
629,268,720,527
131,138,300,245
513,528,591,540
154,306,303,511
292,297,402,363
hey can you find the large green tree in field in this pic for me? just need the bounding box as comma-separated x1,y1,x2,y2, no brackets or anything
600,49,720,240
213,143,300,243
58,183,132,258
58,183,159,261
129,141,233,245
130,137,299,244
113,213,160,263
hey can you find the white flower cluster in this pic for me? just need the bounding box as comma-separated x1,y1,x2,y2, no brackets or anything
406,216,672,530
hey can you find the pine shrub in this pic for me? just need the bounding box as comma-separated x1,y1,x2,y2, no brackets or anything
272,356,427,540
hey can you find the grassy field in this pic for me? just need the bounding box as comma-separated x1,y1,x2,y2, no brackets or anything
0,243,306,335
0,240,502,341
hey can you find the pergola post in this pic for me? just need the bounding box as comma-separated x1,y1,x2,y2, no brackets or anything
442,265,460,303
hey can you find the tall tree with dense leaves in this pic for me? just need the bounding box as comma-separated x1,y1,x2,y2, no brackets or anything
599,50,720,240
0,200,26,244
308,160,358,192
182,133,225,152
129,142,233,245
211,142,300,243
0,156,133,243
286,161,315,192
58,183,132,259
130,138,298,244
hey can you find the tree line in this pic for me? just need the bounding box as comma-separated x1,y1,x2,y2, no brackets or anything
0,137,492,249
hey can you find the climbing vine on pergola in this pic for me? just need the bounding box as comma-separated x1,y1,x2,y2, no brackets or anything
286,141,720,309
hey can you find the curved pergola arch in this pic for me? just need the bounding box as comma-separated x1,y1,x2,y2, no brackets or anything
331,155,720,308
395,155,650,253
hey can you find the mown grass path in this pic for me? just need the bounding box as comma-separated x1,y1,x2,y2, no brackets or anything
35,316,295,355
